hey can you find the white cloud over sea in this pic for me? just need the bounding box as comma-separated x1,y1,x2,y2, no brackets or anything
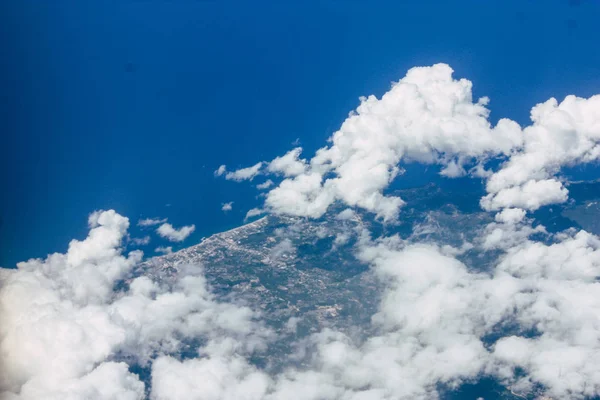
4,207,600,399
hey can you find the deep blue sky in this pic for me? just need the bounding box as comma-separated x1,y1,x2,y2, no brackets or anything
1,0,599,267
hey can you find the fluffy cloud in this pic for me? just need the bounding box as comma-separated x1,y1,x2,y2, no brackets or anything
483,95,600,211
481,178,569,211
4,362,146,400
4,211,600,398
156,223,195,242
241,212,600,400
0,210,269,400
225,162,263,182
222,202,233,212
0,211,144,398
255,64,523,221
275,222,600,400
223,64,600,220
267,147,307,177
239,238,482,400
494,208,526,225
483,229,600,398
151,342,271,400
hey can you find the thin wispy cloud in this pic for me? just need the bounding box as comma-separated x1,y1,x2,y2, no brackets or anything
138,217,167,227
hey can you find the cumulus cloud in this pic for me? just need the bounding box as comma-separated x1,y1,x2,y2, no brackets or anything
4,211,600,399
137,217,167,227
221,202,233,212
494,208,526,225
224,64,600,221
151,344,270,400
0,210,144,398
303,222,600,400
0,210,269,400
481,178,569,211
253,64,523,221
156,223,195,242
225,162,263,182
484,229,600,398
267,147,307,177
482,95,600,211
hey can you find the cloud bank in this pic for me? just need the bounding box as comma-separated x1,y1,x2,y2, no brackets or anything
221,63,600,222
0,211,269,400
4,204,600,399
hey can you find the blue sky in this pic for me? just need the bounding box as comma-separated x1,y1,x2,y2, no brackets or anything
2,0,600,267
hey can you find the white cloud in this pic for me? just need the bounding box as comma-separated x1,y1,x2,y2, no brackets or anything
225,64,600,220
255,215,600,400
151,345,270,400
222,202,233,212
484,229,600,398
225,162,263,182
481,178,569,211
4,210,600,399
298,223,600,400
257,180,274,190
214,165,227,177
156,223,195,242
483,95,600,211
137,217,167,227
13,362,146,400
494,208,526,225
267,147,307,177
0,210,145,398
261,241,492,400
155,246,173,255
264,172,337,220
255,64,523,221
112,264,270,367
0,210,270,400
